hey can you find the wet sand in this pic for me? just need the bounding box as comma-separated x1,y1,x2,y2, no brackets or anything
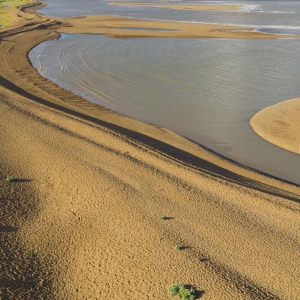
250,97,300,154
108,3,242,11
57,15,289,39
1,2,300,299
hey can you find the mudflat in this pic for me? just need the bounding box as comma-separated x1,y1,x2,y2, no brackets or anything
0,2,300,299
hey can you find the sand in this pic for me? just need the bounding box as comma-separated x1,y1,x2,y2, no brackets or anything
57,15,295,39
250,97,300,154
108,3,242,11
0,2,300,299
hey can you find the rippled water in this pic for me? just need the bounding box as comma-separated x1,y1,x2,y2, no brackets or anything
30,1,300,184
38,0,300,35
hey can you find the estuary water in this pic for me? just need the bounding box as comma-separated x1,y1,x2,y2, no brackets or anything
30,0,300,184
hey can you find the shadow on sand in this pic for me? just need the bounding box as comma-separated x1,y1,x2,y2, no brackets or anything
0,225,18,233
1,75,300,205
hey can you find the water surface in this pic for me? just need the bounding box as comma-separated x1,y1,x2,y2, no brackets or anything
30,34,300,184
38,0,300,35
30,0,300,184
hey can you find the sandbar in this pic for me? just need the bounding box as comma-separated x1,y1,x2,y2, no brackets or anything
250,97,300,154
58,15,292,39
0,2,300,299
108,3,242,11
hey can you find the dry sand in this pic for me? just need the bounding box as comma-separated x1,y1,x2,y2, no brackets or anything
0,2,300,299
250,97,300,154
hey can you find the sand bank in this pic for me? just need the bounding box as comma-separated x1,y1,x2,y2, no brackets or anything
1,1,292,39
1,2,300,299
250,97,300,154
108,3,241,11
58,15,292,39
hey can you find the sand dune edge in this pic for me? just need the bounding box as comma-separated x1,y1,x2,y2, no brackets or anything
0,2,300,299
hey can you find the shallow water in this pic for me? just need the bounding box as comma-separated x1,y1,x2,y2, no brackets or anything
38,0,300,35
31,0,300,184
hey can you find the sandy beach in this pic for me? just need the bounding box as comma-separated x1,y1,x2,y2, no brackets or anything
1,2,300,299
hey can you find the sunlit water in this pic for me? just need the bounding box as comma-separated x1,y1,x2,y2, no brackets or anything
29,0,300,184
38,0,300,35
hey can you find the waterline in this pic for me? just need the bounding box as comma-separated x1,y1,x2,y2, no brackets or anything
29,34,300,184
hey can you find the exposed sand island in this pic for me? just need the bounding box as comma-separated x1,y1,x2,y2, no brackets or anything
108,3,242,11
52,14,299,39
1,2,300,299
250,97,300,154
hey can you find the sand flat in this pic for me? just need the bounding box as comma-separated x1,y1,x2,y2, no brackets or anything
250,97,300,154
108,3,242,11
0,2,300,299
58,15,288,39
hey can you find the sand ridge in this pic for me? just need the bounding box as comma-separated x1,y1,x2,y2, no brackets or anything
0,2,300,299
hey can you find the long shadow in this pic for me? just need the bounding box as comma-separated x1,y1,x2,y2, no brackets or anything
184,285,205,299
0,225,18,233
1,75,300,204
197,258,210,263
160,216,174,220
175,245,191,251
11,179,32,183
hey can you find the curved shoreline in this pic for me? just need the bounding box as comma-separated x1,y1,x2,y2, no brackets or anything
250,97,300,154
1,2,300,299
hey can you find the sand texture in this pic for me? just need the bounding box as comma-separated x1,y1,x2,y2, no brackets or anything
1,2,300,299
250,97,300,154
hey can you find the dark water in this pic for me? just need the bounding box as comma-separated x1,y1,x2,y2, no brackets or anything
30,1,300,184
